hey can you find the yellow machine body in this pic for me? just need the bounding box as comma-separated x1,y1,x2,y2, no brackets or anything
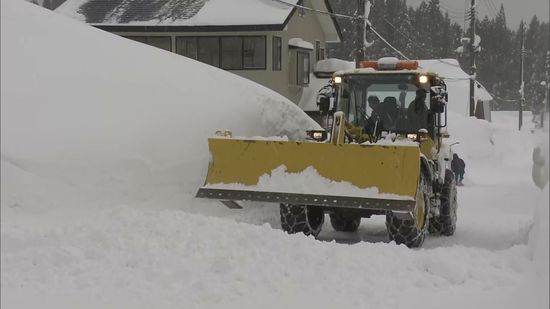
198,137,421,210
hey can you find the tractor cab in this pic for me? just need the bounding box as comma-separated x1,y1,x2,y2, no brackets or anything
318,58,448,152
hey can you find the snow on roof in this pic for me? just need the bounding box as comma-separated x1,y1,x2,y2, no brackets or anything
417,59,469,79
419,59,493,114
475,81,494,102
300,59,353,112
288,38,313,50
56,0,300,26
313,58,354,74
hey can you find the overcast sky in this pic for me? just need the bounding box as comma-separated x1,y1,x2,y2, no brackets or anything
406,0,549,29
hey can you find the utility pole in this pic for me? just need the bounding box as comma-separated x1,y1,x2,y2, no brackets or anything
354,0,366,68
469,0,477,117
519,21,525,131
543,50,549,128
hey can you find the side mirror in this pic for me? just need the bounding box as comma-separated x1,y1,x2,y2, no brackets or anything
317,96,331,115
430,98,446,113
430,85,447,113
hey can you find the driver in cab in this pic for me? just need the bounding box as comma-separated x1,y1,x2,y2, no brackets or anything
407,88,429,132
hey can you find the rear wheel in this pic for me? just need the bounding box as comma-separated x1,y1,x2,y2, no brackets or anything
329,212,361,232
386,173,430,248
280,204,324,237
429,170,458,236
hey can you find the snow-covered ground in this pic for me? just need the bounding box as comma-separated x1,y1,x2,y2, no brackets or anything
2,1,549,308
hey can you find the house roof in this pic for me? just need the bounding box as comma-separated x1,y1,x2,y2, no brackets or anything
56,0,342,41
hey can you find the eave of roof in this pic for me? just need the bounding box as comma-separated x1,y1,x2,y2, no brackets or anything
94,24,289,33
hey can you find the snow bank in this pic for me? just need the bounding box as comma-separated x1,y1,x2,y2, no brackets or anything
527,139,549,306
1,0,318,215
527,184,549,307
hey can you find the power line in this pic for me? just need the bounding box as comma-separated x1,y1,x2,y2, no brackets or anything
272,0,411,60
382,17,423,50
481,0,497,20
273,0,475,72
439,2,466,15
369,26,410,60
463,0,469,32
486,0,500,18
272,0,356,21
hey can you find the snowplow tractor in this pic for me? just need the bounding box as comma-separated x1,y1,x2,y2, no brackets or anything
196,57,457,248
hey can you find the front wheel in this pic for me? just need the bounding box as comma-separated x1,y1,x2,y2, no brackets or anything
386,173,430,248
429,170,458,236
280,204,324,237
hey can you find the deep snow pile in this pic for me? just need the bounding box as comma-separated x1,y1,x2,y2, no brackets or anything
1,0,319,218
2,1,549,309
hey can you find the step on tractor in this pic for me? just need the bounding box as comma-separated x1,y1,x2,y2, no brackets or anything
196,57,458,248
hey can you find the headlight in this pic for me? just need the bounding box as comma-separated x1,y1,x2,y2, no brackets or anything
334,76,342,84
407,133,417,140
306,130,327,142
419,75,429,84
215,130,232,138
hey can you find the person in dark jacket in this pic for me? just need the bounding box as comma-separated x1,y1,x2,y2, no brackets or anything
407,89,429,131
531,81,546,125
451,153,466,186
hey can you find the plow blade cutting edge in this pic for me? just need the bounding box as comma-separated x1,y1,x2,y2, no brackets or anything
196,138,421,212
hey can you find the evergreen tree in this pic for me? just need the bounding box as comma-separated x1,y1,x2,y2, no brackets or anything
327,0,548,111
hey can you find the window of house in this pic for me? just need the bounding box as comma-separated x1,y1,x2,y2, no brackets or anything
272,36,282,71
198,37,220,67
320,47,325,60
243,37,266,69
221,37,243,70
297,51,310,86
147,36,171,51
176,37,198,59
315,41,321,62
124,36,147,43
173,36,266,70
123,36,171,51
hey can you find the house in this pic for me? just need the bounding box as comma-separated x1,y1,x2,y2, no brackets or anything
56,0,342,104
299,58,493,124
418,59,493,121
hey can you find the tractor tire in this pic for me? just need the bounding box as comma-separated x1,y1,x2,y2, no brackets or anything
386,173,430,248
280,204,324,237
429,170,458,236
329,212,361,232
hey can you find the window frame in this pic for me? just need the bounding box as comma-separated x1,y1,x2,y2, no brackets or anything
315,40,321,62
173,35,267,70
197,36,221,68
146,36,172,51
242,36,267,70
272,36,282,71
176,36,198,59
124,36,171,51
221,36,244,70
296,51,310,86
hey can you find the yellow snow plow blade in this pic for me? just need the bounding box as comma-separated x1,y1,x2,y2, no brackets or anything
196,138,420,211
